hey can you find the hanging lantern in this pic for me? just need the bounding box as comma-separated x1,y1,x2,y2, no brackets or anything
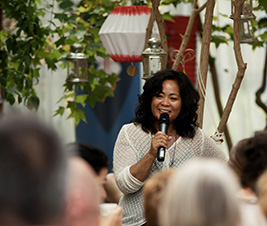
230,0,256,44
142,38,167,80
99,6,159,63
240,19,257,43
66,44,88,84
230,0,254,20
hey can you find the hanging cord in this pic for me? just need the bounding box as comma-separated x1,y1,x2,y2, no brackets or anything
197,68,224,144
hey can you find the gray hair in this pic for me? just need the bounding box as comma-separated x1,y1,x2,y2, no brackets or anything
159,158,240,226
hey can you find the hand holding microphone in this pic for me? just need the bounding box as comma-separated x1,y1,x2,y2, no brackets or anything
157,113,169,162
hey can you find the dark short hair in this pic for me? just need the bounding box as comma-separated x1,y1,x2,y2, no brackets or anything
132,69,199,138
229,131,267,192
0,114,66,224
68,142,109,175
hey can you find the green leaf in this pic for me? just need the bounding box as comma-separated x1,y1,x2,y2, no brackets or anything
55,37,67,47
54,106,65,116
59,0,74,10
78,6,90,13
75,94,88,107
0,30,8,43
5,92,15,105
54,13,69,22
211,35,228,48
259,32,267,42
258,17,267,29
67,107,87,125
259,0,267,14
90,78,99,91
26,95,40,110
161,13,175,22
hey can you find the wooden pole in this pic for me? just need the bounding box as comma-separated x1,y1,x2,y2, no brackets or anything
196,0,216,128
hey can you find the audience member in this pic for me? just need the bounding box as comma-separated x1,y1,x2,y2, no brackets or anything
67,142,109,202
229,131,267,198
159,159,240,226
64,157,100,226
104,173,123,204
0,114,67,225
67,142,122,226
227,131,267,226
143,169,175,226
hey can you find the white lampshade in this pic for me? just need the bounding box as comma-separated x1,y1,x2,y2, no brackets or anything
99,6,159,62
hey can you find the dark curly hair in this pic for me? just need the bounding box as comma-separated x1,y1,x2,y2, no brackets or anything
229,131,267,192
132,69,200,138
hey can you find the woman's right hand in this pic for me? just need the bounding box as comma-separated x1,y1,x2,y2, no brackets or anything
150,131,169,157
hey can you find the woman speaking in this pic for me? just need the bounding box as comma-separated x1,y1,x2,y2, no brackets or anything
113,69,227,226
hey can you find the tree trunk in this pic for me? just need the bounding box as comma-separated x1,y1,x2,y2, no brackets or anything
197,0,216,128
217,0,247,134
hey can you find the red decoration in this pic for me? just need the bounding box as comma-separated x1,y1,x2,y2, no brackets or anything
164,16,199,84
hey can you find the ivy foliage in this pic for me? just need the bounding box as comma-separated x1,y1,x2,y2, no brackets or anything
0,0,123,124
0,0,267,125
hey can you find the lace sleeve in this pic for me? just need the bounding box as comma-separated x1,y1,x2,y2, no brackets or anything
113,124,144,194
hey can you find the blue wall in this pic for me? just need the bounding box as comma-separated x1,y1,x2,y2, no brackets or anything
76,63,141,171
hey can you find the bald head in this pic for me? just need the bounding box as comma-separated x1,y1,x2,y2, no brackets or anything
65,158,100,226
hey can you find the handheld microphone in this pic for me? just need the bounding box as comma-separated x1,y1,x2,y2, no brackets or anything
157,113,169,162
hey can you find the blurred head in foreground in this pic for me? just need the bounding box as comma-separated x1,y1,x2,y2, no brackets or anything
67,142,109,202
159,159,240,226
143,169,176,226
229,131,267,193
0,114,67,225
64,157,100,226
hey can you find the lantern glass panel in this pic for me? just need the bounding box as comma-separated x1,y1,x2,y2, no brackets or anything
240,19,256,43
66,44,88,84
149,56,162,75
66,59,88,84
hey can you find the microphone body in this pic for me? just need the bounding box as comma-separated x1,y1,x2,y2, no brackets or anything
157,113,169,162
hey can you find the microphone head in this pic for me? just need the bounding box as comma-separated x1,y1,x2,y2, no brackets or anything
159,113,169,125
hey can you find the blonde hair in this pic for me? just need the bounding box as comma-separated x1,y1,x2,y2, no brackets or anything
159,159,240,226
143,169,176,226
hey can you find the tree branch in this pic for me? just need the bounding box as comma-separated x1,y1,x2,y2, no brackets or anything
217,0,247,134
172,0,206,70
197,0,216,128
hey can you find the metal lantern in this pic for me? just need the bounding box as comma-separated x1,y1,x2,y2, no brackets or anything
230,0,254,20
230,0,256,44
142,38,167,80
240,19,257,43
66,44,88,84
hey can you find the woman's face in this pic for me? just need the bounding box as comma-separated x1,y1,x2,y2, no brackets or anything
151,79,182,125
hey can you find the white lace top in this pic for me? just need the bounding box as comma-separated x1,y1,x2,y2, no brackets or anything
113,123,227,226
